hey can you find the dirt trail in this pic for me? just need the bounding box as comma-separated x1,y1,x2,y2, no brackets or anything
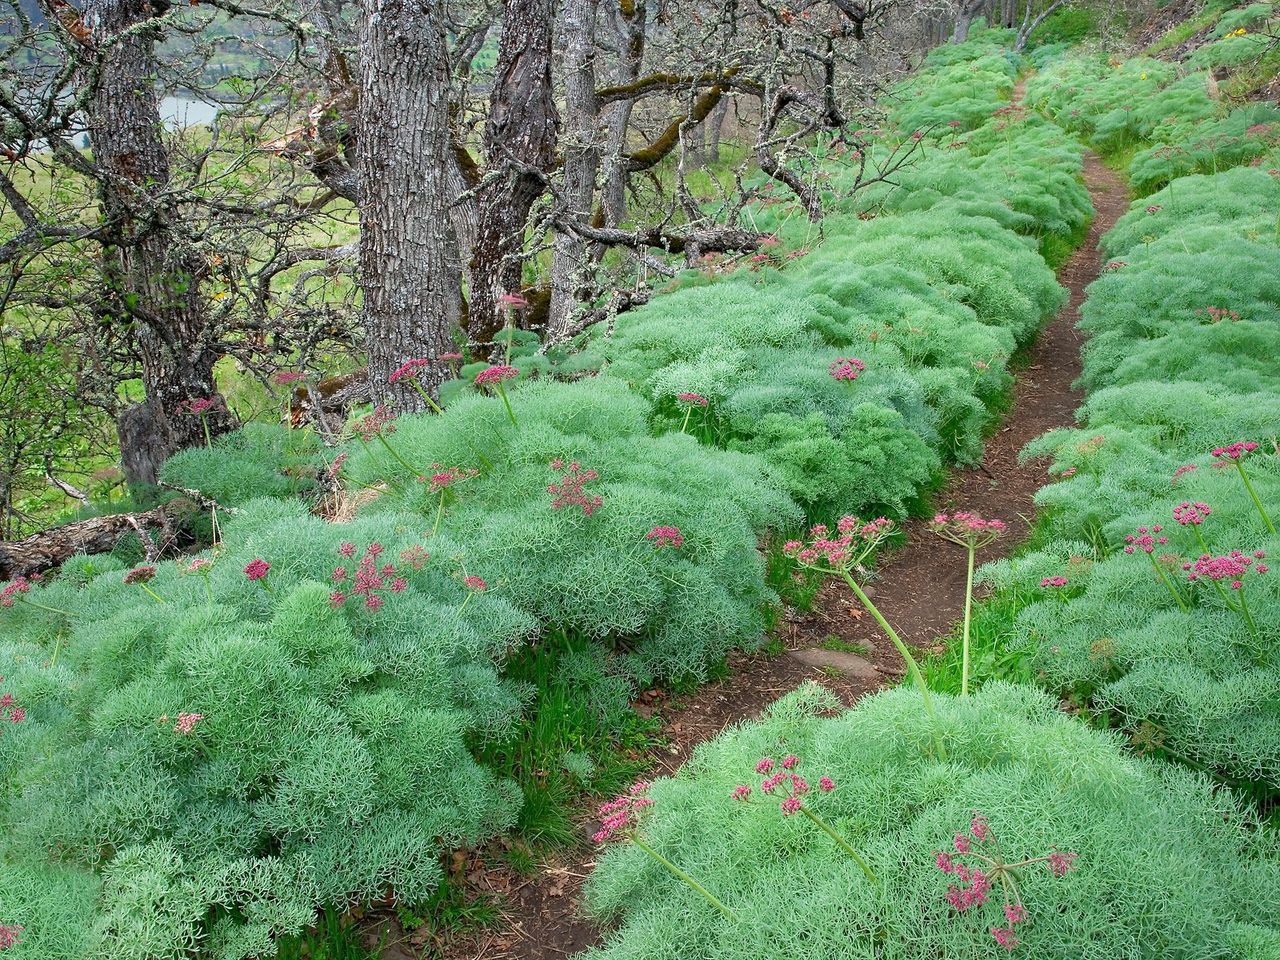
410,149,1131,960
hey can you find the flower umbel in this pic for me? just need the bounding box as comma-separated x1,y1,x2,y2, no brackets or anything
1125,525,1186,610
329,542,419,611
935,813,1078,952
733,756,876,883
828,357,866,382
930,512,1007,695
1212,441,1275,534
593,781,738,920
645,525,685,549
548,460,603,516
784,517,945,758
475,365,520,424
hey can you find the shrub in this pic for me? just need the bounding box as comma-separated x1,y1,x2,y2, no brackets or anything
985,80,1280,790
0,500,533,958
341,379,800,683
581,684,1280,959
1211,3,1274,37
1188,32,1272,68
162,423,325,505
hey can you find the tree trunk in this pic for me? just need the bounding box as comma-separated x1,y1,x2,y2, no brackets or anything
83,0,233,487
0,498,202,580
465,0,559,352
953,0,986,42
357,0,461,410
545,0,601,343
600,0,646,227
706,96,729,164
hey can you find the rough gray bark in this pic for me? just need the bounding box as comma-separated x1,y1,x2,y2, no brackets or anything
705,96,729,164
546,0,601,342
357,0,461,410
465,0,559,351
83,0,233,486
600,0,646,227
952,0,987,41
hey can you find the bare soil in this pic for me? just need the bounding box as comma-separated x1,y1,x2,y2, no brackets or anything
383,150,1131,960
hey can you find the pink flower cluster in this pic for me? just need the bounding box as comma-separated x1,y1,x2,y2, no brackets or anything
677,392,709,406
1145,204,1162,213
1040,576,1068,588
0,923,23,950
1173,501,1211,526
1171,464,1198,483
936,813,1077,953
548,460,603,516
419,464,479,493
1202,306,1240,323
1,678,25,732
327,452,349,481
733,755,834,815
352,405,397,441
475,364,519,386
243,558,270,581
181,396,220,416
1212,441,1259,461
930,511,1007,549
1184,550,1267,589
330,542,410,610
174,712,203,735
124,565,158,585
592,780,654,843
388,357,432,384
1,577,32,608
783,516,894,569
272,370,305,385
463,574,487,592
646,525,685,549
829,357,867,382
1123,525,1168,555
399,544,430,570
498,292,529,308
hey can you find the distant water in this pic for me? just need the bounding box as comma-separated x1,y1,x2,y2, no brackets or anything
159,95,220,129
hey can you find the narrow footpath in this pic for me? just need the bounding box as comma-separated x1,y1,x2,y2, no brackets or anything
413,144,1131,960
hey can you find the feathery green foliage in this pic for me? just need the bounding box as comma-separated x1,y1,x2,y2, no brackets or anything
0,500,533,958
582,684,1280,959
342,379,798,683
978,80,1280,790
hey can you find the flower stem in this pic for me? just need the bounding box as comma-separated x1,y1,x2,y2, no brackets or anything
200,414,212,450
799,806,878,884
409,380,445,415
961,545,975,697
432,491,446,538
1149,555,1188,611
1236,461,1275,534
140,583,166,604
495,383,518,427
1236,585,1264,658
840,571,947,761
631,836,739,921
680,406,692,434
376,432,420,477
22,597,74,618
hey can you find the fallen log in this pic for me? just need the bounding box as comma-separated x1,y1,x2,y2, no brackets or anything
0,498,202,581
